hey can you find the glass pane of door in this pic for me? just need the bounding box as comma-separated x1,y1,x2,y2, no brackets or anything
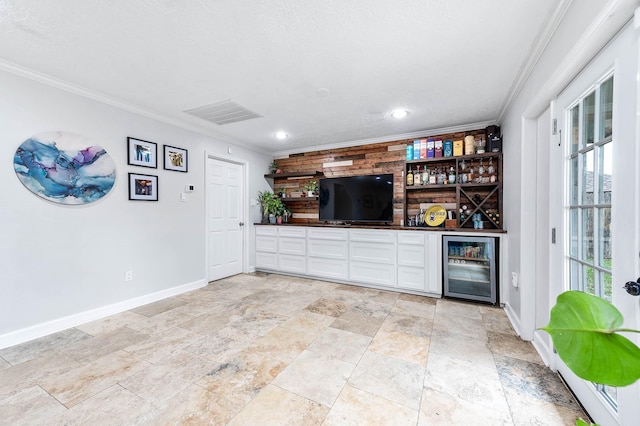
566,75,615,407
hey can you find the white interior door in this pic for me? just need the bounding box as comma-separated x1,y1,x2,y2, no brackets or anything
207,156,244,281
552,21,640,426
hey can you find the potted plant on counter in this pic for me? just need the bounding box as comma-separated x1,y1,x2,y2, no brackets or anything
303,180,318,197
257,191,275,224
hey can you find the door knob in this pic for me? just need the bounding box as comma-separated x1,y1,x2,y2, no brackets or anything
239,222,244,227
624,278,640,296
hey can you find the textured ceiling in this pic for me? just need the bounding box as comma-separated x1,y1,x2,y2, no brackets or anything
0,0,558,154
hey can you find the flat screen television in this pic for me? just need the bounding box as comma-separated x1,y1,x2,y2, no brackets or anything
318,174,394,223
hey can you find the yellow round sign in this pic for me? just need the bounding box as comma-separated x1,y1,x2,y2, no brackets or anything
424,205,447,226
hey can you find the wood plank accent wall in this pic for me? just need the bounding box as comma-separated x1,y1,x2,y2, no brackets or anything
272,128,487,225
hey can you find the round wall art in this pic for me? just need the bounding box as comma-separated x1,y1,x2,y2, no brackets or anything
13,132,116,205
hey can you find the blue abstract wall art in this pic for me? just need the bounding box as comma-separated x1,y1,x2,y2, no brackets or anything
13,132,116,205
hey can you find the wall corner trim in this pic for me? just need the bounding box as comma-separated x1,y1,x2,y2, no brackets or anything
0,279,207,350
503,302,523,339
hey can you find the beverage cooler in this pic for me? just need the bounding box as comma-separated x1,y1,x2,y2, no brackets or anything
443,236,497,304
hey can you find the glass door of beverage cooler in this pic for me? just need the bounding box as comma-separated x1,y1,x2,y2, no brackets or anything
443,236,496,304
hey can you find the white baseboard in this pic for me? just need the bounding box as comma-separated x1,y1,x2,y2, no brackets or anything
0,279,207,350
503,302,523,339
531,331,553,367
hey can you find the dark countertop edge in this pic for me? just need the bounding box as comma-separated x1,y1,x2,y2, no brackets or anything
254,223,507,233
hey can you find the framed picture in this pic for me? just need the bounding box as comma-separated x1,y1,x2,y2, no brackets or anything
128,173,158,201
163,145,188,172
127,137,157,168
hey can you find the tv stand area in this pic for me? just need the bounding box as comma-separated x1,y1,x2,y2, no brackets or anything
255,224,505,299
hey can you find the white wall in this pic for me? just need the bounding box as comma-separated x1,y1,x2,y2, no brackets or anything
0,69,271,347
501,0,635,339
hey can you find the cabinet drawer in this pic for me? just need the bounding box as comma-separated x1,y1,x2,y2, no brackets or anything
255,226,278,236
279,237,306,255
308,238,348,259
350,242,395,264
255,235,277,253
278,227,306,238
279,254,306,274
349,261,396,286
349,230,395,243
307,228,348,241
398,244,425,267
256,251,278,269
308,257,348,280
397,232,425,245
397,266,426,291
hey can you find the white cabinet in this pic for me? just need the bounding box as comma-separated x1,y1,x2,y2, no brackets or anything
397,231,426,291
253,225,465,298
349,230,396,286
255,226,306,273
307,228,348,280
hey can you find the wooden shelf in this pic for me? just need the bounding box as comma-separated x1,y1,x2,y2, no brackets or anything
265,171,324,179
406,152,501,164
280,197,318,202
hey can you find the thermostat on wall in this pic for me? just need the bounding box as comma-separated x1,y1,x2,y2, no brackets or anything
185,184,195,192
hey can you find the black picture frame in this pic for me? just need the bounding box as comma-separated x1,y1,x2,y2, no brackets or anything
127,137,157,168
128,173,158,201
163,145,188,172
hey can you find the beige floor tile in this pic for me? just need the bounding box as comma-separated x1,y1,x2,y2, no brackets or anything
330,311,384,337
184,326,256,360
369,329,430,365
481,309,518,336
49,384,154,425
347,298,394,319
324,384,418,426
127,308,198,335
398,293,437,305
428,329,495,369
130,296,187,317
0,352,82,400
119,350,215,405
227,310,288,336
305,297,350,317
418,387,512,425
59,326,148,365
280,310,336,335
488,331,545,364
272,350,355,407
306,327,371,364
433,310,489,339
0,328,90,365
435,299,483,320
0,385,66,425
424,352,510,414
0,357,9,370
245,326,316,363
505,387,588,425
380,312,433,338
123,326,201,364
197,351,287,405
39,350,151,408
392,298,437,319
349,351,425,410
227,384,329,425
146,382,241,425
75,311,148,336
179,311,234,335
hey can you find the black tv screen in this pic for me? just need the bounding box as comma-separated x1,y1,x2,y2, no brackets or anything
318,174,394,223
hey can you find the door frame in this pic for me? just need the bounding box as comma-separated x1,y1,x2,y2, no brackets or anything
205,152,249,280
551,18,639,425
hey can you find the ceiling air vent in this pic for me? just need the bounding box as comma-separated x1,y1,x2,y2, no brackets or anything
184,99,262,125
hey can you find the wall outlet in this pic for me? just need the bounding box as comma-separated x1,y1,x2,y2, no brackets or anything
511,272,518,288
125,270,133,282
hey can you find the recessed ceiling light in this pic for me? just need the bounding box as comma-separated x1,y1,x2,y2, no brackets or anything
275,131,288,140
391,109,409,119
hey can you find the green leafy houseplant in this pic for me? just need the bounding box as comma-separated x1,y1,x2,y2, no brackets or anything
257,191,275,223
303,180,318,195
540,291,640,425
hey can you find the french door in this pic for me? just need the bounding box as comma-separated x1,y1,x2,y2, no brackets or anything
552,22,640,425
206,156,245,281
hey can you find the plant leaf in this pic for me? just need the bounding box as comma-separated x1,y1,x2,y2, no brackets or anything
540,291,640,387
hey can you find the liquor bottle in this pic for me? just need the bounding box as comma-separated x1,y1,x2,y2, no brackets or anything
448,166,456,184
414,166,421,186
422,166,429,185
429,168,437,185
407,166,414,186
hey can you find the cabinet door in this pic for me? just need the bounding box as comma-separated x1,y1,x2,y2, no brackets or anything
256,235,277,253
349,261,396,286
308,256,348,280
308,238,348,259
398,244,425,267
279,237,306,255
397,266,426,291
279,254,306,274
256,251,278,270
350,242,395,264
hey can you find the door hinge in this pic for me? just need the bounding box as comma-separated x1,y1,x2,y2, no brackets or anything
551,228,556,244
552,119,557,135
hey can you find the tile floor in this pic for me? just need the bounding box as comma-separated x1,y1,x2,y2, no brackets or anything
0,273,587,425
